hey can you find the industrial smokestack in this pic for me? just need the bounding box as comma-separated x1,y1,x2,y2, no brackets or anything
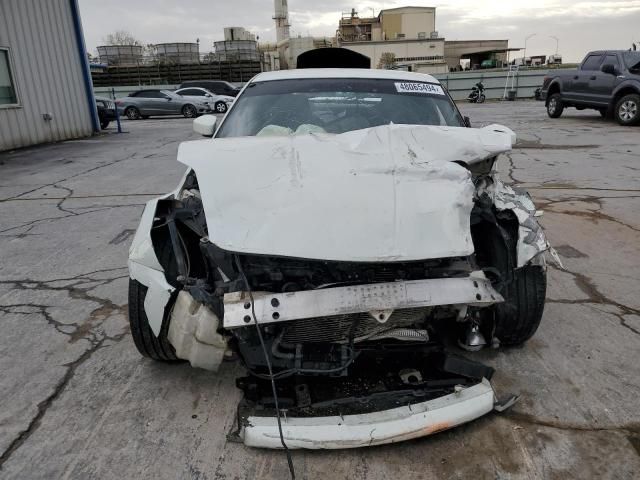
273,0,290,43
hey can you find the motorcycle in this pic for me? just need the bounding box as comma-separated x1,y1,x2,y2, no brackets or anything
467,82,486,103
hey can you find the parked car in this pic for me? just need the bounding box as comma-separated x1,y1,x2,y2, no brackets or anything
115,89,211,120
540,50,640,125
128,69,552,451
95,96,116,129
178,80,241,97
174,87,234,114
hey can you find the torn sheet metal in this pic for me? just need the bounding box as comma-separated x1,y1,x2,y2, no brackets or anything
223,272,503,329
239,378,494,449
128,259,174,335
127,172,191,335
486,175,550,267
177,124,514,262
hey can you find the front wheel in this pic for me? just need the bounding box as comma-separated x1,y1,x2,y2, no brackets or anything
546,93,564,118
214,101,227,113
182,104,197,118
614,94,640,126
128,279,179,361
477,94,486,104
493,265,547,345
100,120,110,129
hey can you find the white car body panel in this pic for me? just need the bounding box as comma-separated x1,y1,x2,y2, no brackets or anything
128,171,191,334
128,260,174,334
178,124,513,262
128,195,176,334
240,378,494,449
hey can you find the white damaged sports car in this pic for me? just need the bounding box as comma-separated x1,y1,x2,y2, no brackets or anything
128,69,551,450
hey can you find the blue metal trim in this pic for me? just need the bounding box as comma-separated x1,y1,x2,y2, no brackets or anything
69,0,100,132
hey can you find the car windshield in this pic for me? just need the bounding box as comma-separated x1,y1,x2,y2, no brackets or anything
215,78,465,138
623,51,640,71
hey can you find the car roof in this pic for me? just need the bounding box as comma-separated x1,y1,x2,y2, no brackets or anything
182,80,229,85
251,68,440,84
176,87,208,91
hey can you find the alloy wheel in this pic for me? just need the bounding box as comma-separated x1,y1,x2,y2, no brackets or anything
619,100,637,122
183,105,197,118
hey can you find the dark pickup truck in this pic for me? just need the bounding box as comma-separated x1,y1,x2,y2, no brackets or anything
540,50,640,126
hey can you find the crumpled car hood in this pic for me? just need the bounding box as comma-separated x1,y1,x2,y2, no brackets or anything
178,124,513,262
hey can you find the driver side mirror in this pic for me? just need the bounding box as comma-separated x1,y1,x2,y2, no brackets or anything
193,115,217,137
601,63,617,75
464,116,472,128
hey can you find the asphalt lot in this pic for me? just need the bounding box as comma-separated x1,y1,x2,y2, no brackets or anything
1,104,639,479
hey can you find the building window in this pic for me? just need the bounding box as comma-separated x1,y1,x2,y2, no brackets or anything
0,48,18,106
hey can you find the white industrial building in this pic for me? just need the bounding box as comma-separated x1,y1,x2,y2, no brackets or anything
0,0,99,151
338,7,447,73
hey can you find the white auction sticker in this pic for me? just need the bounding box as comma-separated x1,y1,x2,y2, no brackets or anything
395,82,445,95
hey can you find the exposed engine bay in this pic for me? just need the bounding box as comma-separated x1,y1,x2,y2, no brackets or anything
128,123,551,449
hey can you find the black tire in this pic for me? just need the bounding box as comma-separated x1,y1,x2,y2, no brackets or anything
128,232,180,362
472,215,546,346
494,265,547,345
477,94,486,104
614,94,640,126
100,120,110,129
546,93,564,118
214,101,227,113
182,104,197,118
128,279,179,361
125,106,141,120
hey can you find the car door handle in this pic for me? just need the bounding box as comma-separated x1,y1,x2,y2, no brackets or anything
590,75,596,80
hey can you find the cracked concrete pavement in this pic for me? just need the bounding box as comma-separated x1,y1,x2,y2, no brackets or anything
0,104,639,479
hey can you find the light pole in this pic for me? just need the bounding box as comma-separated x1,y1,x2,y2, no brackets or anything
549,35,559,55
524,33,536,62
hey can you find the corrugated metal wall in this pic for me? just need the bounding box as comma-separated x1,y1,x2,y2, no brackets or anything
0,0,94,151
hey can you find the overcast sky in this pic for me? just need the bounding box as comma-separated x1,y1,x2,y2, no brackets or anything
78,0,640,63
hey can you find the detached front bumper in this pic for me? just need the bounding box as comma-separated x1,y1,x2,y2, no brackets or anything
238,378,494,449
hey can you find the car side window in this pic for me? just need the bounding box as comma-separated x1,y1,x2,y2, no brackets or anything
582,55,603,71
181,89,204,96
603,54,619,69
136,91,163,98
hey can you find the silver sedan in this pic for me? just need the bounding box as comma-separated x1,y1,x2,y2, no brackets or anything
115,89,212,120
